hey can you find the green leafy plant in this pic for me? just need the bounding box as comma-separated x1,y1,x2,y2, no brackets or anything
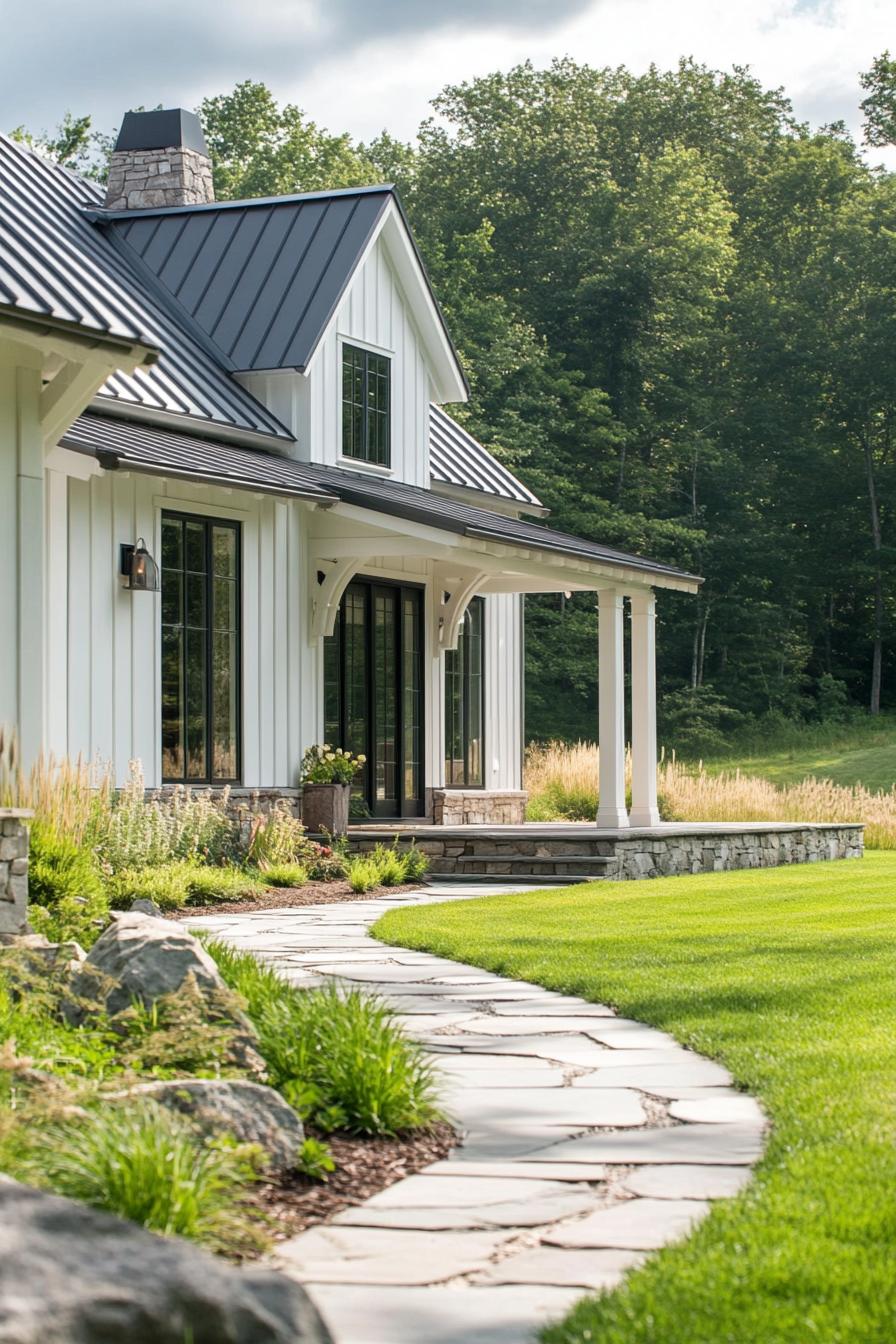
206,942,441,1135
300,744,366,785
107,861,264,911
27,820,109,947
296,1136,336,1181
246,804,308,867
97,763,238,872
258,862,309,888
347,856,380,893
21,1100,265,1253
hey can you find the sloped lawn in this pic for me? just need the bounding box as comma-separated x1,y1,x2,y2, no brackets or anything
373,853,896,1343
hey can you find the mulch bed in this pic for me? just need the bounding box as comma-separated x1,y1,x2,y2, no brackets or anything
169,879,425,919
242,1122,456,1253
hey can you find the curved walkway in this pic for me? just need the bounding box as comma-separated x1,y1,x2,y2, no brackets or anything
189,882,767,1344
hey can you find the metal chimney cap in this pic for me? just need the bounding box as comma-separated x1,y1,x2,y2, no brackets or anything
113,108,208,156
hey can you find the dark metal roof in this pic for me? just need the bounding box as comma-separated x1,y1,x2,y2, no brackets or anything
0,135,292,442
101,188,394,373
429,405,544,513
65,413,699,586
61,413,336,502
0,135,157,349
114,109,208,155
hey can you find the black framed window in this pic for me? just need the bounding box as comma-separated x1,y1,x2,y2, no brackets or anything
444,597,484,787
342,343,391,466
161,512,241,784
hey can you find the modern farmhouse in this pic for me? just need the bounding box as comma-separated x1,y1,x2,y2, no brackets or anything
0,108,862,877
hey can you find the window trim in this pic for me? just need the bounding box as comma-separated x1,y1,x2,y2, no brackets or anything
160,510,242,787
443,595,486,790
339,338,393,469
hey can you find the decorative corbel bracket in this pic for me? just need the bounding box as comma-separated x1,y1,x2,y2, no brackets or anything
432,565,489,652
310,556,364,642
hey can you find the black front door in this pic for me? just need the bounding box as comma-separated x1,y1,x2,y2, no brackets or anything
323,578,424,818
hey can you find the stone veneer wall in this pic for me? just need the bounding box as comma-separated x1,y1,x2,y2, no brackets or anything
610,824,863,879
431,789,528,825
0,810,31,935
105,146,215,210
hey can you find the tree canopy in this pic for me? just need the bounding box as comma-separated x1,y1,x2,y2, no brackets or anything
14,61,896,746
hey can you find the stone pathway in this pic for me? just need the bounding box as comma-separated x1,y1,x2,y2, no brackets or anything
188,882,767,1344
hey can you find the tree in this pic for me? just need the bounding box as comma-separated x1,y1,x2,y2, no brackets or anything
860,52,896,148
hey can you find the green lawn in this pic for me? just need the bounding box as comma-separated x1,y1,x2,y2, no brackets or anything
374,855,896,1343
705,715,896,790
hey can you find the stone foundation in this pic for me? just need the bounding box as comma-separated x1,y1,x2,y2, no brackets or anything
347,821,864,881
431,789,528,826
151,787,301,820
0,810,31,935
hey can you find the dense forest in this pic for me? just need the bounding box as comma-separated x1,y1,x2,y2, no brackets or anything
16,56,896,750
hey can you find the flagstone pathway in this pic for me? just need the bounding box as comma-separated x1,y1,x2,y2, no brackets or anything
188,882,767,1344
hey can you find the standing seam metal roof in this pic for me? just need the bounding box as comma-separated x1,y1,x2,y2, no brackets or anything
104,189,393,373
0,135,291,441
429,405,544,512
63,412,700,585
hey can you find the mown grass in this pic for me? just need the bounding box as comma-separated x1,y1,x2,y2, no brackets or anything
374,853,896,1344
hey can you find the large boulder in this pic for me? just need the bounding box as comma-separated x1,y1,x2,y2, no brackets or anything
0,1178,331,1344
67,913,265,1075
118,1079,305,1174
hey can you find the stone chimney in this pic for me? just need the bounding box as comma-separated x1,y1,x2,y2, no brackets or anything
104,108,215,211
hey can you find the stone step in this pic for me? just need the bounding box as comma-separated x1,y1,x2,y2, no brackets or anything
454,853,617,867
428,872,604,885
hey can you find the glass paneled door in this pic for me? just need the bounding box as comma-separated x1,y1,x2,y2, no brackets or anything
324,579,424,818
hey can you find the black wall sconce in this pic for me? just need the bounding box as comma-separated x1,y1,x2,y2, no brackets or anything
120,539,160,592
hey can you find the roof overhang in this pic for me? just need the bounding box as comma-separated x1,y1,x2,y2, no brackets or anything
0,306,157,369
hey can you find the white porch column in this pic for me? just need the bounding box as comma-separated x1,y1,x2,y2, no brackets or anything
0,354,44,770
629,588,660,827
596,587,628,828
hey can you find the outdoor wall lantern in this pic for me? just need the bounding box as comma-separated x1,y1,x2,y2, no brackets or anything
119,539,160,592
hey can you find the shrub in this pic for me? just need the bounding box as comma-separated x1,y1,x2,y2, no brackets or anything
300,744,365,785
401,842,429,882
98,763,237,872
347,856,380,893
0,965,118,1082
108,861,265,911
22,1100,264,1253
258,862,309,888
206,942,441,1136
246,804,308,867
307,841,348,881
27,821,110,947
181,866,265,906
370,844,408,887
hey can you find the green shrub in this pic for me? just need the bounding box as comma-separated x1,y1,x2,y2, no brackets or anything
370,844,407,887
0,966,119,1082
347,856,380,893
107,860,196,911
108,861,263,911
246,803,308,867
27,821,109,947
22,1100,264,1252
206,942,441,1136
258,862,309,888
181,866,265,906
402,842,429,882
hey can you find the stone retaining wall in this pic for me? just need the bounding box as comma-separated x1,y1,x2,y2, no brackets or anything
0,810,31,935
610,823,864,880
431,790,528,825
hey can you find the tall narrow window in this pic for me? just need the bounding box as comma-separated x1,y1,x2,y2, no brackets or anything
161,513,240,784
342,343,391,466
444,597,484,787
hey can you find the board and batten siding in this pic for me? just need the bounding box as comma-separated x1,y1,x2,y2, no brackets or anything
238,234,432,487
483,593,524,791
44,456,313,789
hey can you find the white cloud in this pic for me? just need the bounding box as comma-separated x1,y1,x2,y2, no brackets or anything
2,0,894,167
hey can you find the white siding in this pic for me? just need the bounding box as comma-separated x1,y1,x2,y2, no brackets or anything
239,234,431,487
45,457,314,789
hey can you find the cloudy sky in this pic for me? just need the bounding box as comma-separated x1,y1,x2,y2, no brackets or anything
3,0,894,163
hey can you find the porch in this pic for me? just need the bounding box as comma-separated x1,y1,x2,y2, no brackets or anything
346,820,865,881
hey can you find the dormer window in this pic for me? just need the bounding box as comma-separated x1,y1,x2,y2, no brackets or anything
342,343,391,467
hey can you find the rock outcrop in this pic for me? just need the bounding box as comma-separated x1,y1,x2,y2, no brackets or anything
0,1177,331,1344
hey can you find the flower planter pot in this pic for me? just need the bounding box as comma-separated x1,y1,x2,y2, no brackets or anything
301,783,351,837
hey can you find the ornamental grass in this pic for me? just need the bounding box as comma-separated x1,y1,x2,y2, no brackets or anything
524,740,896,848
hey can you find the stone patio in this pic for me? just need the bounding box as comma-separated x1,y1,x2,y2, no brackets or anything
188,882,768,1344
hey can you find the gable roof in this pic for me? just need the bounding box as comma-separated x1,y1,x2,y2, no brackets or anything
0,135,292,443
63,412,700,591
93,187,469,400
429,405,545,515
